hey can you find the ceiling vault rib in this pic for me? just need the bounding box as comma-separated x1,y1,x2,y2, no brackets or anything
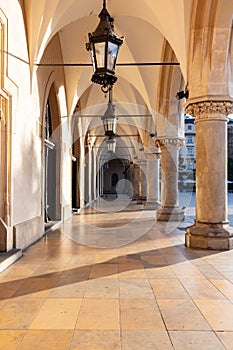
35,62,180,67
73,115,152,118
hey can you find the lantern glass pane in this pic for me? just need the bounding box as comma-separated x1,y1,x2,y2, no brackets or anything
94,42,106,69
90,45,96,72
107,42,118,71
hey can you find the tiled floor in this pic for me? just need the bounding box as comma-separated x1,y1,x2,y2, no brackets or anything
1,197,233,349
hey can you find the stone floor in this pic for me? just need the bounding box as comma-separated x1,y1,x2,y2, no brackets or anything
1,196,233,349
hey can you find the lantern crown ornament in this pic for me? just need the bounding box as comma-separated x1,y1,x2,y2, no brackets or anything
86,0,124,93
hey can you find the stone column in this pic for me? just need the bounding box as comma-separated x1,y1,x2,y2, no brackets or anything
185,100,233,250
156,137,185,221
137,160,147,204
93,149,97,200
88,146,92,204
144,152,160,210
100,165,104,197
96,156,100,199
131,163,140,201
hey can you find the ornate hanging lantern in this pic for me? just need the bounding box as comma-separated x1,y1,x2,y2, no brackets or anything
86,0,123,93
101,90,117,136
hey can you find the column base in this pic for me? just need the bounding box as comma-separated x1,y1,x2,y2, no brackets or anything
185,221,233,250
131,195,139,202
157,206,185,221
137,196,147,204
144,201,160,210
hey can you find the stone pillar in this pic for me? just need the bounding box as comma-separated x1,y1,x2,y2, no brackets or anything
131,163,140,201
144,152,160,210
93,149,97,200
156,137,185,221
88,146,92,204
99,163,104,197
185,100,233,250
137,160,147,204
96,156,100,199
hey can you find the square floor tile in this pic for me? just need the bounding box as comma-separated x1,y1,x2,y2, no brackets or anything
89,263,118,279
122,331,173,350
30,298,82,329
76,299,120,330
210,279,233,299
119,279,154,299
48,277,87,298
150,279,189,299
118,260,147,278
17,330,73,350
216,331,233,349
194,299,233,331
146,266,175,279
169,331,225,350
0,330,26,349
85,278,119,298
120,299,165,330
14,276,58,298
157,299,211,331
0,299,45,329
180,278,226,299
70,330,121,350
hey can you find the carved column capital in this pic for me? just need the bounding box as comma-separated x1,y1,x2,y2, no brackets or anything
185,100,233,123
155,137,185,150
144,152,155,160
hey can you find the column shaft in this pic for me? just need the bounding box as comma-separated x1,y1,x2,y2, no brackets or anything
185,100,233,250
144,154,160,209
132,164,140,201
156,138,184,221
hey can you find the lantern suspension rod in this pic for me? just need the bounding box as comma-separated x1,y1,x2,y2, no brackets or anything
103,0,106,8
108,87,112,103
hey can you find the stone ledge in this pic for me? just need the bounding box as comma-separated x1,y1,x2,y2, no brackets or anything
0,249,22,273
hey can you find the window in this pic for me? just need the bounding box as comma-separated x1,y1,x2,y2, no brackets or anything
188,162,193,170
187,125,192,130
188,148,193,155
187,136,193,143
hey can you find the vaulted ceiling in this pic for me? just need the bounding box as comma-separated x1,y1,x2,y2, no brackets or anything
22,0,192,115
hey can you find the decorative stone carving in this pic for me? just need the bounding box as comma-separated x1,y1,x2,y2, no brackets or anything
155,137,185,150
145,148,161,160
144,152,155,160
186,100,233,122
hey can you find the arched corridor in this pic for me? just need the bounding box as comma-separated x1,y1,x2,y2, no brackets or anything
0,0,233,348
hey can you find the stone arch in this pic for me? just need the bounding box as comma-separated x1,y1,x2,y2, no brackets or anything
188,0,233,99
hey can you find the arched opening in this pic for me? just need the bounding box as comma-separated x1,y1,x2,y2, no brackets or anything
44,85,61,225
112,173,118,187
103,159,125,196
72,137,81,211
